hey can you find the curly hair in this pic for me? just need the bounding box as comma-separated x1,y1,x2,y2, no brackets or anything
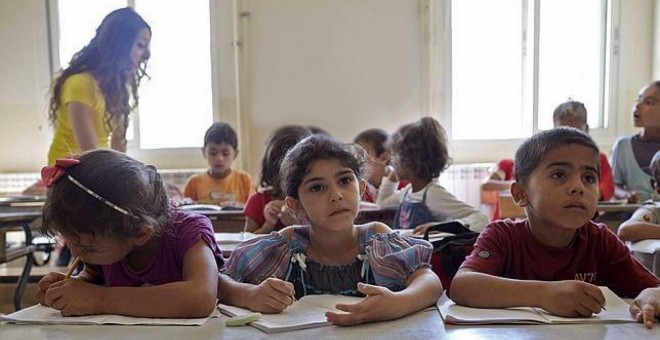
41,149,170,241
390,117,451,182
48,7,151,142
514,127,600,184
259,125,312,197
280,135,366,199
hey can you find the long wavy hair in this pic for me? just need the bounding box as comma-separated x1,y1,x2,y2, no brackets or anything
49,7,151,141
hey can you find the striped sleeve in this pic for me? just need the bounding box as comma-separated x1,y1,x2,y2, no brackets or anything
366,233,433,291
221,232,292,284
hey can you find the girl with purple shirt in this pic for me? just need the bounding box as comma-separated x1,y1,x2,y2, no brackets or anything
36,149,223,318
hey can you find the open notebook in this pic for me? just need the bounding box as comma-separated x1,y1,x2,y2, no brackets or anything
0,304,220,326
218,295,363,333
438,287,634,325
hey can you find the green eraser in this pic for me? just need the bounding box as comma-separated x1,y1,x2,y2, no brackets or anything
225,312,262,327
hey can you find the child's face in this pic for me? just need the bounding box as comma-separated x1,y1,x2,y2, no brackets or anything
554,117,587,133
513,144,600,232
633,85,660,129
203,142,237,175
64,233,134,265
287,158,363,231
359,142,388,184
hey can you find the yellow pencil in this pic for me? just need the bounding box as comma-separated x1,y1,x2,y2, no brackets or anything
64,257,81,280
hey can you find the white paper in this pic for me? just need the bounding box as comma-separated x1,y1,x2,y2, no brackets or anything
628,240,660,254
0,304,220,326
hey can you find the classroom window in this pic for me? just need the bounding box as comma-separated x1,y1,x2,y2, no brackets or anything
449,0,612,140
52,0,213,149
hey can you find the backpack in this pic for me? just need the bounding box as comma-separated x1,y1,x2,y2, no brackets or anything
421,221,479,292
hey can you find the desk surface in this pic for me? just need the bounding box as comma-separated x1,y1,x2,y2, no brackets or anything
0,211,42,224
1,308,658,340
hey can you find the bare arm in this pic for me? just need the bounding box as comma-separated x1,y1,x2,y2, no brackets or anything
480,172,512,192
451,268,606,317
68,102,98,152
46,240,219,318
618,222,660,242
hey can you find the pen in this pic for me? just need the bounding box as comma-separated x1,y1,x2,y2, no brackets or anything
64,257,81,280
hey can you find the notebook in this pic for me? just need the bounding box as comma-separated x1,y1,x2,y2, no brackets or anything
0,304,220,326
218,295,365,333
438,287,634,325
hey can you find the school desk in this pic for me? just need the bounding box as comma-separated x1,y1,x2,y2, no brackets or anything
197,206,398,233
1,306,658,339
629,240,660,275
0,211,40,311
498,192,642,219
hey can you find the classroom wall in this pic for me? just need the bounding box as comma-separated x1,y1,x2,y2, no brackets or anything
0,0,52,173
0,0,656,175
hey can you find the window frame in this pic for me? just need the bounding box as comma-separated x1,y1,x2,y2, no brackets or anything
436,0,622,162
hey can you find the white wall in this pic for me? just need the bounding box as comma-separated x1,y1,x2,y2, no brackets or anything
0,0,656,175
0,0,51,172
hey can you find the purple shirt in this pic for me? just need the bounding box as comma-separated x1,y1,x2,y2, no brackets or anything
89,210,223,287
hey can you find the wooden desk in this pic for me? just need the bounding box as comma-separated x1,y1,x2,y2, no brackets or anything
0,211,40,311
196,206,399,233
1,307,658,339
498,193,643,219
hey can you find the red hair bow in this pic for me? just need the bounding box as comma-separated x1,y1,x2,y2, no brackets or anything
41,157,80,188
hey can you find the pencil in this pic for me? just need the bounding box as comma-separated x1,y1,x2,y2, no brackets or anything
64,257,81,280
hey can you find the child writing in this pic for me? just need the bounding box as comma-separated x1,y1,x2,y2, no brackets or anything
611,81,660,203
217,135,442,325
377,117,488,233
36,150,224,317
244,125,311,233
618,151,660,242
184,122,255,207
451,127,660,328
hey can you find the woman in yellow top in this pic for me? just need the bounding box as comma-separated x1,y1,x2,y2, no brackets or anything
47,7,151,164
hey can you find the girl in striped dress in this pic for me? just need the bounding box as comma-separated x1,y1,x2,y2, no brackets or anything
217,135,443,325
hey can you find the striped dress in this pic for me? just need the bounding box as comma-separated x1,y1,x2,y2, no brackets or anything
222,223,433,299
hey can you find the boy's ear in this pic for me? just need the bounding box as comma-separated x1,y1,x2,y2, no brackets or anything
200,147,207,158
132,225,155,246
285,196,307,220
233,148,240,159
378,150,390,163
510,182,529,207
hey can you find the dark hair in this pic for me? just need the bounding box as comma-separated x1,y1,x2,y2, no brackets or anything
354,128,389,157
553,100,587,124
204,122,238,149
514,127,600,183
390,117,451,181
651,151,660,183
280,135,366,199
259,125,312,197
49,8,151,142
41,149,170,241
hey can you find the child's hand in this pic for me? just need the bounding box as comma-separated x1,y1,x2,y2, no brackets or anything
278,205,299,226
44,278,104,316
326,282,402,326
541,281,605,317
629,287,660,329
263,200,284,226
387,166,399,182
626,191,641,204
36,272,66,306
246,277,296,314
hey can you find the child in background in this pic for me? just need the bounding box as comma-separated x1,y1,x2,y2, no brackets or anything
36,150,223,317
217,135,442,325
184,122,254,207
481,100,615,221
451,128,660,328
480,158,515,221
244,125,312,233
377,117,488,233
553,100,614,201
354,129,390,202
618,151,660,242
611,82,660,203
